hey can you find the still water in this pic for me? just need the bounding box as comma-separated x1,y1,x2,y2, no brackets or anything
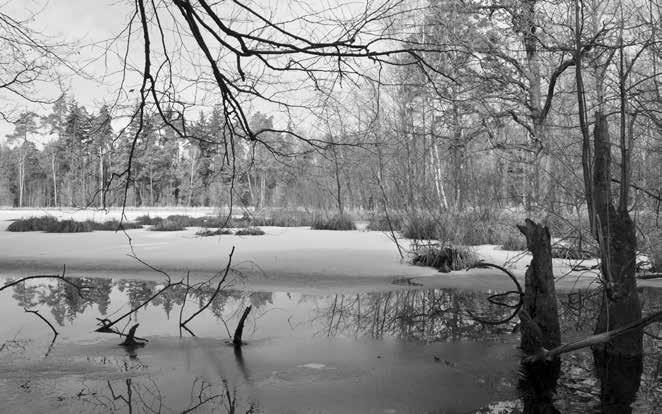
0,276,660,413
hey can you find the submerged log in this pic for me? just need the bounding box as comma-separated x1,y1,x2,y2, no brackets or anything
516,219,561,354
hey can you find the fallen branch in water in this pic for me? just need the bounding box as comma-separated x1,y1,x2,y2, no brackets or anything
24,308,59,357
233,306,252,347
24,308,58,338
96,280,182,333
180,247,235,334
524,310,662,363
1,266,84,298
465,262,524,325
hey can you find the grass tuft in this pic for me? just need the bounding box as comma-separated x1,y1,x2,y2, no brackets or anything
235,227,265,236
135,215,164,226
401,215,440,240
92,219,143,231
46,219,94,233
8,216,143,232
248,209,314,227
410,244,478,273
7,216,59,232
311,214,356,230
150,219,185,231
366,214,403,232
196,228,234,236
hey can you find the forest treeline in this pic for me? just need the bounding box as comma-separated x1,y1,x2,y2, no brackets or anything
0,96,328,209
0,0,661,228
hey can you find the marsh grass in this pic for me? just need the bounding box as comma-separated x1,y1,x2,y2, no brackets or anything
366,214,403,232
410,244,478,272
248,209,314,227
235,227,265,236
400,211,525,247
135,215,164,226
149,219,185,231
7,216,59,232
196,228,234,236
311,214,356,230
7,216,142,232
92,220,143,231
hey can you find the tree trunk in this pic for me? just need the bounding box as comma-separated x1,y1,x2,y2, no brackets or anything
517,219,561,353
516,218,561,414
591,113,643,412
259,170,266,208
331,144,343,216
99,147,104,208
51,151,58,207
18,150,24,208
188,156,195,207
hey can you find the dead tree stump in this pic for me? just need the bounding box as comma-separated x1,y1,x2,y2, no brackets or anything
233,306,252,347
516,219,562,413
516,219,561,354
121,324,144,347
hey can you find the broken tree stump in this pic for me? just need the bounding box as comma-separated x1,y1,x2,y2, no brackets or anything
121,324,145,347
516,219,561,354
516,219,562,414
233,306,252,347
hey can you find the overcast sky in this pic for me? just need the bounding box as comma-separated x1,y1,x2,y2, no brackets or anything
1,0,141,142
0,0,411,144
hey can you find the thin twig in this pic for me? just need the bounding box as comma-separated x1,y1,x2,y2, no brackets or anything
24,308,58,338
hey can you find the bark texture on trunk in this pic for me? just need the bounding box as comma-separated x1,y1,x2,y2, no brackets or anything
591,113,643,413
516,218,561,414
517,219,561,354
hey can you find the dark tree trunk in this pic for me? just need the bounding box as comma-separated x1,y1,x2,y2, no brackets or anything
233,306,252,347
591,113,643,413
517,219,561,353
516,219,561,414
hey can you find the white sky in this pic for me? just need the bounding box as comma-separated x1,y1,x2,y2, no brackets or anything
0,0,420,144
0,0,135,142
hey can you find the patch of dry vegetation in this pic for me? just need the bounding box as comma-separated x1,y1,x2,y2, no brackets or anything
311,214,356,230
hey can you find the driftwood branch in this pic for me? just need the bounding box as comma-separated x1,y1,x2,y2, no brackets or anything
96,280,182,333
524,310,662,363
233,306,252,347
1,267,84,298
24,308,58,338
465,262,524,325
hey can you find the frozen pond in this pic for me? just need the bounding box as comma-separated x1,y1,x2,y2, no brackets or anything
0,275,660,413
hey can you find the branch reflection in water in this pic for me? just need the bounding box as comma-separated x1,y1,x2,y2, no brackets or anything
3,275,661,412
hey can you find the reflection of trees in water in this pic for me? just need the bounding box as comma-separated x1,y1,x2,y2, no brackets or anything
78,376,259,413
9,277,273,328
11,277,112,326
314,289,518,341
314,287,662,412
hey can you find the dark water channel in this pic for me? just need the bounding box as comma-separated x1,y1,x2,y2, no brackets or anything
0,276,660,413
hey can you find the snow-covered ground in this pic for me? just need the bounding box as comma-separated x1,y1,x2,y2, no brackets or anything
0,208,659,293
